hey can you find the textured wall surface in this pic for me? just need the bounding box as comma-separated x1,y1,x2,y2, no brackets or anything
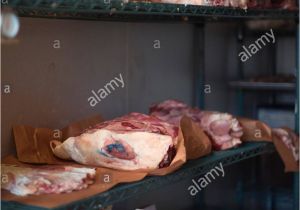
1,18,295,210
1,17,196,210
2,18,194,156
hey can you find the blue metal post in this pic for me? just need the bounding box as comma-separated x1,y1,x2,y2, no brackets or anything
193,23,206,208
294,21,299,210
236,24,245,210
194,23,205,109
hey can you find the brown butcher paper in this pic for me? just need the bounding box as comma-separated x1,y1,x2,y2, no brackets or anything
272,127,299,172
13,115,103,164
3,114,202,208
238,117,273,142
5,113,295,208
180,116,212,160
239,117,299,172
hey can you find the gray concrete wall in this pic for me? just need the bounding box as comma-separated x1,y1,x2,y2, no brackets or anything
1,18,194,157
1,18,295,210
1,17,196,210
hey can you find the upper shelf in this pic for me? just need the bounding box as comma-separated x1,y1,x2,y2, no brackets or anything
3,0,299,21
1,142,274,210
229,81,296,91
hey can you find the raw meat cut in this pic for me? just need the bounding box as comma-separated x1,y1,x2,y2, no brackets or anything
124,0,248,8
149,99,201,125
272,128,299,161
199,111,243,150
51,113,178,171
150,99,243,150
229,0,248,8
1,164,96,196
161,0,209,5
212,0,230,6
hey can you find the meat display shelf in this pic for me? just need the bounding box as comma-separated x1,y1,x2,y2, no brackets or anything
229,81,296,91
1,142,275,210
2,0,299,21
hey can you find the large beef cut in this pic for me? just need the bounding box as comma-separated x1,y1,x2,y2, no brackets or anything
1,164,96,196
149,99,243,150
51,113,178,171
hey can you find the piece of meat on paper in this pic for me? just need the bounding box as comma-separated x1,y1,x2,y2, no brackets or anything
272,128,299,161
149,99,243,150
199,111,243,150
51,113,178,171
1,164,96,196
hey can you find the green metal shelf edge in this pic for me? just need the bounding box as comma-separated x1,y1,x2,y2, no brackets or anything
229,81,296,91
1,142,275,210
3,0,298,21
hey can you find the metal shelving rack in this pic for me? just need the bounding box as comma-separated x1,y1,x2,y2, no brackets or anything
1,143,274,210
1,1,299,210
3,0,299,21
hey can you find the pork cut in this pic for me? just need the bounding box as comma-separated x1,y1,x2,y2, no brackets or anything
149,99,243,150
1,164,96,196
51,113,178,171
272,128,299,161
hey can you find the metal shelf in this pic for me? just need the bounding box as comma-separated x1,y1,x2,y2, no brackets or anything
3,0,298,21
1,142,275,210
229,81,296,91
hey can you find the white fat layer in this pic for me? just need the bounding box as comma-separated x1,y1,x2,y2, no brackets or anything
1,165,96,196
65,130,173,170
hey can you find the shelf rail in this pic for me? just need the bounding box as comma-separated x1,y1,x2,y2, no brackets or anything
2,0,299,21
1,142,275,210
